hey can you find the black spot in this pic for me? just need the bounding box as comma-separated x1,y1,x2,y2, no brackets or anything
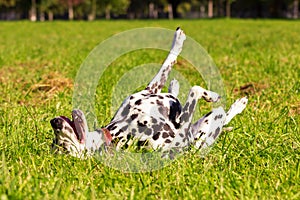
130,96,134,100
204,91,207,96
126,134,132,140
106,122,116,130
162,132,169,138
115,130,123,137
179,133,184,138
121,105,130,116
145,128,152,136
180,113,189,122
153,124,162,133
165,139,172,143
156,100,163,106
135,99,142,105
199,130,205,138
151,83,157,89
121,125,128,132
204,111,212,118
189,99,196,114
131,129,137,136
190,92,194,97
152,118,157,123
213,127,221,139
200,141,205,147
138,125,147,133
137,121,146,127
214,114,223,120
184,102,190,110
169,100,182,129
158,95,164,99
131,114,138,120
163,124,175,138
159,107,168,117
175,142,180,146
159,117,165,122
152,132,160,140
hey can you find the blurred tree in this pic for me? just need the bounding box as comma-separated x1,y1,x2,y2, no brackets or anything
225,0,236,18
98,0,129,19
59,0,85,20
208,0,213,17
29,0,37,21
86,0,96,20
177,1,191,17
0,0,16,7
292,0,298,18
167,0,182,18
40,0,61,21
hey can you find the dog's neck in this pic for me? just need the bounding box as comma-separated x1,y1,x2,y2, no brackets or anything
84,129,112,155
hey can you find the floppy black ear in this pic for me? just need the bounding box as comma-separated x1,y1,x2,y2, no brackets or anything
72,109,88,143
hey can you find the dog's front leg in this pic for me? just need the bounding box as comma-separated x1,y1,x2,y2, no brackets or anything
145,27,186,94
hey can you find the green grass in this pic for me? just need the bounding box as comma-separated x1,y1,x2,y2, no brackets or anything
0,19,299,199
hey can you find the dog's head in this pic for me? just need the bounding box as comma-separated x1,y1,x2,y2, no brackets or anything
50,109,87,158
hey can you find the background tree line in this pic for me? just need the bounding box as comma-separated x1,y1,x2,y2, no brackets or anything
0,0,299,20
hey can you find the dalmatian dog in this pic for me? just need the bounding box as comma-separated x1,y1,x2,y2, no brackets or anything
50,27,248,159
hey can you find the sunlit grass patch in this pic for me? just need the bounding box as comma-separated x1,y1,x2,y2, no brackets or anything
0,20,299,199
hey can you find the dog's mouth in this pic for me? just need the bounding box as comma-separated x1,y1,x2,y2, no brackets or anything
50,115,85,144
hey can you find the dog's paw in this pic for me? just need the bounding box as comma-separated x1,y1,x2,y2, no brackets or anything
224,97,248,125
168,79,180,97
170,27,186,56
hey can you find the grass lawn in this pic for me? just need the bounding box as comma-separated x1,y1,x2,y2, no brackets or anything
0,19,299,199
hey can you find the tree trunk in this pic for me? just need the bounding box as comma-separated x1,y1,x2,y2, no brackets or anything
48,11,54,21
200,4,205,18
105,6,111,20
226,0,231,18
68,1,74,20
88,0,96,21
293,0,299,19
208,0,213,18
168,4,173,19
149,3,158,19
29,0,37,21
40,12,45,21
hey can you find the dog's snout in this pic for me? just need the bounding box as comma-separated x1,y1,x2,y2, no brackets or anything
50,118,63,129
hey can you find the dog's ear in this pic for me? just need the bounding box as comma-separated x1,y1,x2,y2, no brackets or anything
72,109,88,144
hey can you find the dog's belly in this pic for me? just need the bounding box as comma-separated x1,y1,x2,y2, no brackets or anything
105,91,182,149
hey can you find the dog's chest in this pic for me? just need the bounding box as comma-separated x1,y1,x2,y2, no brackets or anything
106,91,182,142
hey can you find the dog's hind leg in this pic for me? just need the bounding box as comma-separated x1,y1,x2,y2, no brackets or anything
166,86,220,150
190,97,248,152
145,27,186,94
191,107,226,151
